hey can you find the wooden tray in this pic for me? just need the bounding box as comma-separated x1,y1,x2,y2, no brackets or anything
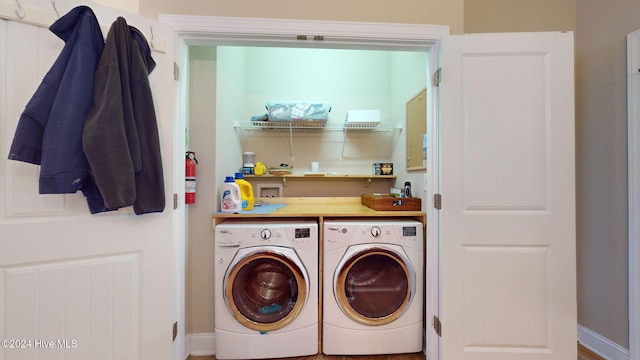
361,194,421,211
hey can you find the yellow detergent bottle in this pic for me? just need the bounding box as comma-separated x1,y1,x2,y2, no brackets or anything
234,172,255,211
254,161,267,176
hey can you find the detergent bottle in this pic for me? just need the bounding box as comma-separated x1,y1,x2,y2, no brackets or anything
234,172,255,211
221,176,241,213
254,161,267,176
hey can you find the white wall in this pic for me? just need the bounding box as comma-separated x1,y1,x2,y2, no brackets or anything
215,46,246,201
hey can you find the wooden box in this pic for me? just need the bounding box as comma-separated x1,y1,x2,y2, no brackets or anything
361,194,421,211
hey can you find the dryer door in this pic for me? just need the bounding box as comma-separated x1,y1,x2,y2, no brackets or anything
333,244,416,326
224,246,309,332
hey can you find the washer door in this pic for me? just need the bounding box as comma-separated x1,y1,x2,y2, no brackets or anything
224,246,309,332
333,244,416,326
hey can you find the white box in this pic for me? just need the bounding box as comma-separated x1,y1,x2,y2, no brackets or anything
345,110,381,127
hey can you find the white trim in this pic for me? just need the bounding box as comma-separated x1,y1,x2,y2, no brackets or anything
160,15,448,360
172,31,188,360
186,332,215,358
579,325,630,360
159,14,449,50
160,14,448,40
628,29,640,360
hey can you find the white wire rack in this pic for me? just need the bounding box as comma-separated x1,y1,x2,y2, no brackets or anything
233,121,401,131
234,121,402,160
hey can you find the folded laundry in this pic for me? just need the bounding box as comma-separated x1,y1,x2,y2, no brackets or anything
266,101,330,121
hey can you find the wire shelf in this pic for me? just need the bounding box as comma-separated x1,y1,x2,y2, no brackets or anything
234,121,400,131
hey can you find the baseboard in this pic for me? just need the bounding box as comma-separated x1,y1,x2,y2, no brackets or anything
578,325,629,360
187,328,625,359
186,332,215,357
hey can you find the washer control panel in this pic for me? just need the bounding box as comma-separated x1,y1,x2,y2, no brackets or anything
215,221,317,250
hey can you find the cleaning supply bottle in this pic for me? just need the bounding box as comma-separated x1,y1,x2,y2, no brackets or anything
254,161,267,176
234,172,255,211
221,176,241,213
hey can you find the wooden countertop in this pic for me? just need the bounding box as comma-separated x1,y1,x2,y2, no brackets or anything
212,197,426,225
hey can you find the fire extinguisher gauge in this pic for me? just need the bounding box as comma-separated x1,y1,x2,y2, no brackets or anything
186,151,198,164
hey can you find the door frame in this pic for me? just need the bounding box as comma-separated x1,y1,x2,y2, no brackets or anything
627,29,640,360
159,14,447,359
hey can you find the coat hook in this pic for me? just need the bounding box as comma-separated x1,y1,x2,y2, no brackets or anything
50,0,60,18
14,0,26,19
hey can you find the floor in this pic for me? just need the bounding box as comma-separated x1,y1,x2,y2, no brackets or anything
187,343,604,360
188,354,425,360
578,343,606,360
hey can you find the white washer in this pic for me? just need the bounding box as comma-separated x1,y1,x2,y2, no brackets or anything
214,219,318,359
323,219,424,355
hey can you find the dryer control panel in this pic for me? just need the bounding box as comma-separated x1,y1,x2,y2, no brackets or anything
324,220,423,251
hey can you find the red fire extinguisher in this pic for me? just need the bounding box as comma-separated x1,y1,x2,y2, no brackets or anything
185,151,198,204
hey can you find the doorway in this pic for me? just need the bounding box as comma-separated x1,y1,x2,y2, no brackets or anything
160,15,448,359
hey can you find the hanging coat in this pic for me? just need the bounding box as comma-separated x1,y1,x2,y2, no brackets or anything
83,17,165,215
7,6,111,214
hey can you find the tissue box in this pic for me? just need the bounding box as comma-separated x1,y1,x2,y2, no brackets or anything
345,110,381,127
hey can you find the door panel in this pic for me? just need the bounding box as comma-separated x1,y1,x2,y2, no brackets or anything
0,1,178,359
462,53,548,210
4,254,138,360
440,32,576,360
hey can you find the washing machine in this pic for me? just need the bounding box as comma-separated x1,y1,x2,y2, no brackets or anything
322,219,424,355
214,219,318,359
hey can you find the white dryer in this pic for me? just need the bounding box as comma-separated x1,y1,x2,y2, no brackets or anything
214,219,318,359
322,219,424,355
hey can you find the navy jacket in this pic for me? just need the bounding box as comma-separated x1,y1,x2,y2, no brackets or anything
83,17,165,215
7,6,110,214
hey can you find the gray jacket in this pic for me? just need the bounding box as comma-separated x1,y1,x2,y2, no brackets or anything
83,17,165,215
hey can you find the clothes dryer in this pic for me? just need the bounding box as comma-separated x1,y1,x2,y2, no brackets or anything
322,219,424,355
214,219,318,359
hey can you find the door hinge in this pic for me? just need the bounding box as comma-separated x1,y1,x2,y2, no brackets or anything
174,62,180,81
173,193,179,210
172,321,178,342
433,67,442,87
433,316,442,337
434,193,442,210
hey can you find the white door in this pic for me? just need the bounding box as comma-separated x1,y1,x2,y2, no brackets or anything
438,32,576,360
0,1,181,359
